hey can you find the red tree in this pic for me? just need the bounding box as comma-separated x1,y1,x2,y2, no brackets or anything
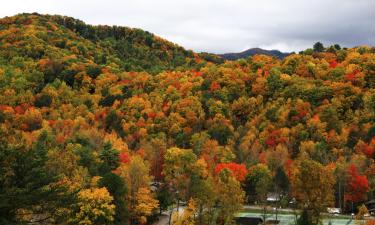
215,162,248,182
345,69,359,82
265,130,286,148
345,164,369,203
210,82,221,91
329,60,338,68
363,144,374,158
119,152,130,164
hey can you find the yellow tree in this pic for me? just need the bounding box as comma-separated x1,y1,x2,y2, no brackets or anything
200,139,234,174
46,143,90,191
117,155,156,223
356,204,369,220
216,169,245,225
71,187,115,225
163,147,206,201
173,198,197,225
135,187,159,224
163,147,208,224
291,159,335,224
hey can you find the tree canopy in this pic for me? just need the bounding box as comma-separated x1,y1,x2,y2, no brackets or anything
0,13,374,224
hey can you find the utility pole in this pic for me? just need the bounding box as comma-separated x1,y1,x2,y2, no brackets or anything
275,207,278,222
338,180,342,213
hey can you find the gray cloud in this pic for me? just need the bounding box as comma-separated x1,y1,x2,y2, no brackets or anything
1,0,374,53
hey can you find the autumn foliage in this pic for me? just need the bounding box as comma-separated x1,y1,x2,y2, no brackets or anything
215,162,248,182
344,165,370,203
0,13,375,225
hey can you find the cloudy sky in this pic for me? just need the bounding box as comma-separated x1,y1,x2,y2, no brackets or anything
1,0,374,53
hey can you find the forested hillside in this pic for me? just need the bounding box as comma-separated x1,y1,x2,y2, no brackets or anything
0,13,375,225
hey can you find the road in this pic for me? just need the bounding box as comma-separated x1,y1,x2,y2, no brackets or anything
153,207,186,225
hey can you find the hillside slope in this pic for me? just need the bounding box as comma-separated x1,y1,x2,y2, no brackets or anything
0,13,223,75
0,13,375,225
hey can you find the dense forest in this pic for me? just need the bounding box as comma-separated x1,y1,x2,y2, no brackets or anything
0,13,375,225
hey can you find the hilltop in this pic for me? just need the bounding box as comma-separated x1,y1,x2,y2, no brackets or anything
0,13,222,75
220,47,290,60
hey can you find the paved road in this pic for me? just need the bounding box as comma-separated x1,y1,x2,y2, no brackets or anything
153,214,170,225
153,207,186,225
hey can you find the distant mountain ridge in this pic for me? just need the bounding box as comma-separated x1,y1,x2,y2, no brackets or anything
220,47,291,60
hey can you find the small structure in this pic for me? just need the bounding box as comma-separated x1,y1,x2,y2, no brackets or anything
235,216,264,225
149,181,162,192
327,207,341,214
266,193,281,203
365,200,375,215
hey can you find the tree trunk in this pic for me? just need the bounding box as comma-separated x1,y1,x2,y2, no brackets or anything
168,206,174,225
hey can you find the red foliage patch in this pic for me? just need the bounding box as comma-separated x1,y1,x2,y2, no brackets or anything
172,81,181,90
298,109,308,118
136,148,145,158
362,144,374,158
345,69,360,82
215,162,248,182
147,112,156,119
210,82,221,91
117,79,131,85
193,71,203,77
329,60,338,68
119,152,130,164
20,123,29,131
284,159,293,178
265,130,286,148
14,105,25,114
258,152,267,164
48,120,56,126
136,120,146,128
94,111,107,121
55,134,66,144
344,164,369,203
0,105,11,111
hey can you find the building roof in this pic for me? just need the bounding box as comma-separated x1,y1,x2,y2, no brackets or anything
235,216,264,225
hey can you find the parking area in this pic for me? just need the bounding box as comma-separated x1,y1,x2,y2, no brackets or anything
237,212,363,225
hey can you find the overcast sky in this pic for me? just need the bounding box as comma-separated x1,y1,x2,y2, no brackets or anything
1,0,374,53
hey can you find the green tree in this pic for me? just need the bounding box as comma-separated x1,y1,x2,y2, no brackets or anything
297,209,314,225
156,184,174,214
99,142,120,174
244,164,272,203
34,93,52,107
207,118,233,145
313,42,324,52
99,172,129,225
266,68,283,96
274,166,290,194
0,133,70,224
